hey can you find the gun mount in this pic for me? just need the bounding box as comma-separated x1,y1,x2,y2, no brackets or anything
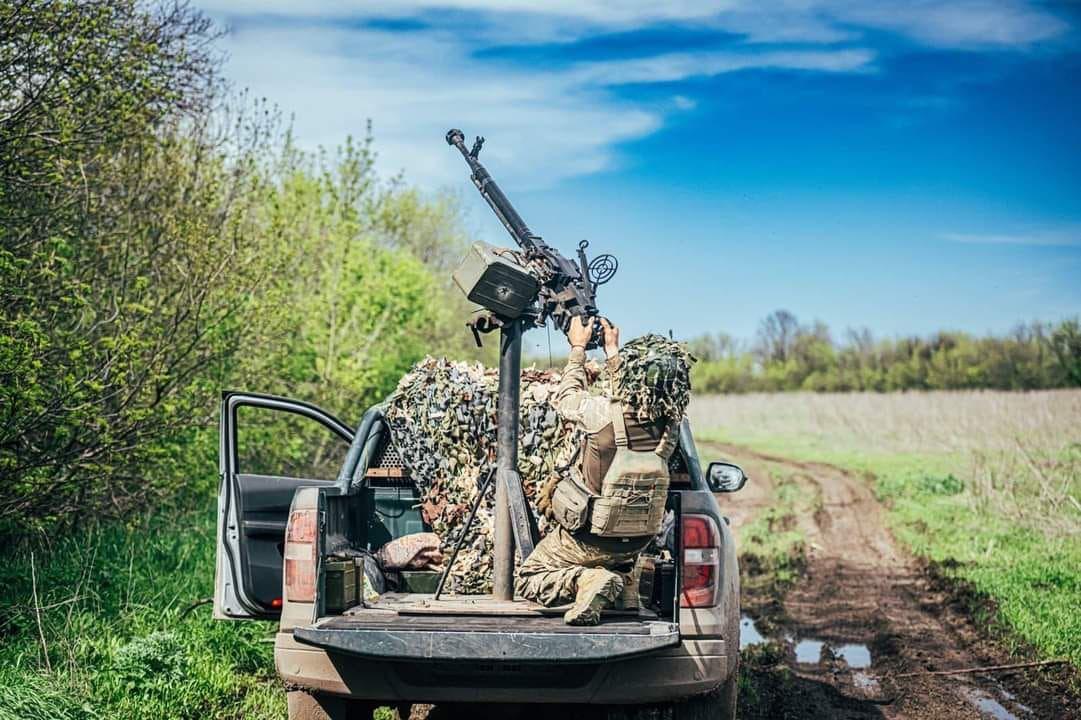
446,128,618,600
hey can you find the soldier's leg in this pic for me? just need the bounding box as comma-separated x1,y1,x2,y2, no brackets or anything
563,567,623,626
614,559,641,611
515,528,585,606
516,526,626,622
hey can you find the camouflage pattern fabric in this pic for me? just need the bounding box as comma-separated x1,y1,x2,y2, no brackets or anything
515,525,647,610
614,334,697,423
385,357,589,594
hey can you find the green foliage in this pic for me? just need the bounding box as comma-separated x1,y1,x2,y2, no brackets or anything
1,3,492,713
877,472,964,497
691,311,1081,394
878,460,1081,667
0,2,484,541
244,137,480,412
1049,319,1081,386
0,508,284,720
0,0,265,535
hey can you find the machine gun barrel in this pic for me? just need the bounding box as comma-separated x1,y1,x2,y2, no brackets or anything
446,129,542,255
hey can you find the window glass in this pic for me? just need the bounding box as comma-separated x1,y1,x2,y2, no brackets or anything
235,405,350,480
677,419,704,487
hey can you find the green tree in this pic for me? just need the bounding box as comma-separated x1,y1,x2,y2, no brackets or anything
1048,319,1081,386
0,0,262,534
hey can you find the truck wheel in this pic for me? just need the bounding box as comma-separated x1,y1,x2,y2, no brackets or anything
671,661,738,720
287,690,378,720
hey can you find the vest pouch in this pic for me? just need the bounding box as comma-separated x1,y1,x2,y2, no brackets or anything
590,492,655,537
646,496,667,535
551,476,592,532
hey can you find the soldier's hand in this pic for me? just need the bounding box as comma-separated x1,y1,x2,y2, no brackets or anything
567,316,592,348
600,318,619,357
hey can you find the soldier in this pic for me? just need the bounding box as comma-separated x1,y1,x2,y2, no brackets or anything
517,318,695,625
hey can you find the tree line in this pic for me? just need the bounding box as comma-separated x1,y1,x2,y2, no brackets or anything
689,310,1081,394
0,0,487,541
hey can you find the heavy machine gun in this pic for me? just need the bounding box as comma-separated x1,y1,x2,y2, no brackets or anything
445,128,618,600
446,129,617,349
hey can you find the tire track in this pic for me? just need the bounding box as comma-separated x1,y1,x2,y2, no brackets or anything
707,443,1077,720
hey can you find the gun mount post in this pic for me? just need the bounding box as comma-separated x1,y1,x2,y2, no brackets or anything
446,128,614,600
493,318,523,600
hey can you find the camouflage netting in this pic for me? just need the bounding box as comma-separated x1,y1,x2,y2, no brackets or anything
384,357,588,594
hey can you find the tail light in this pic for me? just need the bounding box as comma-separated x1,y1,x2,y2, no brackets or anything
284,509,317,603
681,514,721,608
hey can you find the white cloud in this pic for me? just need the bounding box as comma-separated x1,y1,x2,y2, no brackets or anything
203,0,1068,48
672,95,697,110
219,21,871,188
222,24,665,188
943,229,1081,247
204,0,1070,188
836,0,1067,49
567,48,873,86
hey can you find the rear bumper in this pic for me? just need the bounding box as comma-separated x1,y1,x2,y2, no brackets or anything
293,615,680,664
276,632,729,704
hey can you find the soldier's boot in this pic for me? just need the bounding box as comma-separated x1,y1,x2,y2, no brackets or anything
615,565,641,611
564,569,623,626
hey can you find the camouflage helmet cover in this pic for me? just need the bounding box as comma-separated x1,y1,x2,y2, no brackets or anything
614,334,697,423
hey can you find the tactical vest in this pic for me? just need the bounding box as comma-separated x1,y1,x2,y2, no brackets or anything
551,401,675,538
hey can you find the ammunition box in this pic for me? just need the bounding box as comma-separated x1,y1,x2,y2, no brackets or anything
399,570,442,594
324,560,357,612
452,241,538,318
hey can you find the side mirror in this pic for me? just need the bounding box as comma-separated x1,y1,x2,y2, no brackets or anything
706,462,748,493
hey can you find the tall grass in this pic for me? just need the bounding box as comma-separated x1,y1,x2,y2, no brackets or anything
690,389,1081,535
0,508,283,720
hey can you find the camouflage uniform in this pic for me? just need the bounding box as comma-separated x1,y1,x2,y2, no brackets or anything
516,336,694,624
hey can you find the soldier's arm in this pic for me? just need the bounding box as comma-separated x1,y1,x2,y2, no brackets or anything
553,346,593,423
599,317,621,378
554,320,610,432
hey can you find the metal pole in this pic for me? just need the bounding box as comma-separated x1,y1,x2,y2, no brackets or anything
492,318,522,600
434,469,494,601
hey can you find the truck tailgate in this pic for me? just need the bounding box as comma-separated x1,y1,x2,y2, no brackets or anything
293,613,680,663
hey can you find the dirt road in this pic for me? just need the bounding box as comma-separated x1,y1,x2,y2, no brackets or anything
711,443,1079,720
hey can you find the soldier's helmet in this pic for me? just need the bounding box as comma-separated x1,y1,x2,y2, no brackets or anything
614,334,697,423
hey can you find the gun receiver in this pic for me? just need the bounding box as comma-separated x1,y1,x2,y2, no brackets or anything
446,129,617,348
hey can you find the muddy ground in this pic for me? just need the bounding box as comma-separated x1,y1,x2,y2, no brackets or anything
715,443,1080,720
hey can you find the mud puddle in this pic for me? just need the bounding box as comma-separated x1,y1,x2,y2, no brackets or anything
740,612,1037,719
959,686,1033,720
742,613,874,668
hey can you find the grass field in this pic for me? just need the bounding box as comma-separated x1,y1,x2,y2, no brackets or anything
690,389,1081,667
0,508,283,720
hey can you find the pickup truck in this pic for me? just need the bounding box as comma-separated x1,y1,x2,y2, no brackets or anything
214,391,746,719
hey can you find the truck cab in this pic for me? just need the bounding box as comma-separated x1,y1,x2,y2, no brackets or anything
214,391,745,719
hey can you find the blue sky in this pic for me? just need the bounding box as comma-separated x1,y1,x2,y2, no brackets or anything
199,1,1081,347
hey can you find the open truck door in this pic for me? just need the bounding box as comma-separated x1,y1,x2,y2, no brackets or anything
215,392,353,620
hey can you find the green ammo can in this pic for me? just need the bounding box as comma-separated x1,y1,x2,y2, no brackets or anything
324,560,357,612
